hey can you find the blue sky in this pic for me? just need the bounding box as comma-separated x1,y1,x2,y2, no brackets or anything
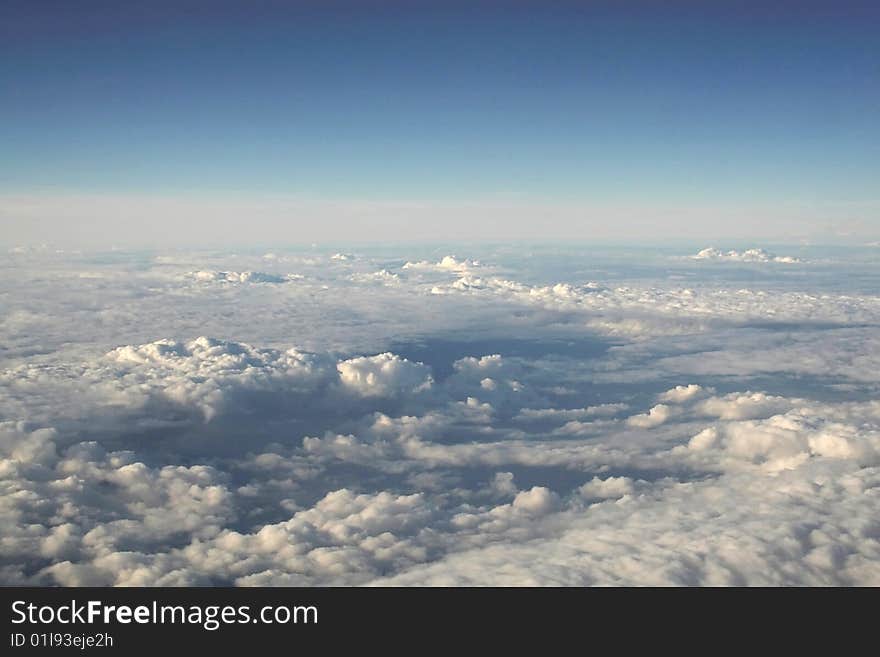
1,1,878,245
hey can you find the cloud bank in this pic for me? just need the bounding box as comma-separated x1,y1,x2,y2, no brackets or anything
1,244,878,585
691,247,801,264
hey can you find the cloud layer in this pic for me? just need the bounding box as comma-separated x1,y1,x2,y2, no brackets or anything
1,245,878,585
691,247,802,263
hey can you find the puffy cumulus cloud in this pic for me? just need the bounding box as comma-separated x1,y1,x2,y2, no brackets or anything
452,353,506,377
188,271,295,284
0,421,58,466
489,472,518,497
435,277,607,306
4,372,880,585
679,402,880,473
379,466,880,586
512,487,561,515
691,248,802,264
578,476,641,501
626,404,673,428
64,479,576,585
528,281,606,301
27,476,570,585
403,255,481,273
109,337,313,375
696,391,794,421
1,337,441,429
441,354,536,408
106,337,338,420
371,399,880,586
3,245,880,586
303,428,599,472
349,269,400,285
337,353,433,397
0,426,235,584
165,489,439,586
658,384,711,403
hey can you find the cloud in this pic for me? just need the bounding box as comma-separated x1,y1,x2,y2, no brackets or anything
106,336,339,421
651,328,880,383
696,391,793,421
578,476,640,501
1,244,879,586
4,360,880,585
679,401,880,473
691,247,801,264
188,271,294,284
424,268,875,339
379,464,880,585
402,255,481,273
511,487,561,515
337,353,434,398
658,384,710,403
515,403,629,423
626,404,673,428
349,269,400,285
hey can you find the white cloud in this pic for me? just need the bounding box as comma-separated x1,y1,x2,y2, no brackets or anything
515,403,629,422
626,404,673,428
511,487,561,515
402,255,481,273
337,353,433,397
696,392,793,421
1,244,879,586
105,336,338,420
188,271,293,284
578,476,639,501
349,269,400,285
658,384,710,403
691,247,802,264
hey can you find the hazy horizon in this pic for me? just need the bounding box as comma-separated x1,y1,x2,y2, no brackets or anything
3,1,878,246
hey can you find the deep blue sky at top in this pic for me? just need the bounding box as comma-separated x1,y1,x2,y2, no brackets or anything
1,1,878,205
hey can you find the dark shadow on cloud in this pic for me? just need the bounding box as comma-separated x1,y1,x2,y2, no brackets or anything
389,336,616,381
